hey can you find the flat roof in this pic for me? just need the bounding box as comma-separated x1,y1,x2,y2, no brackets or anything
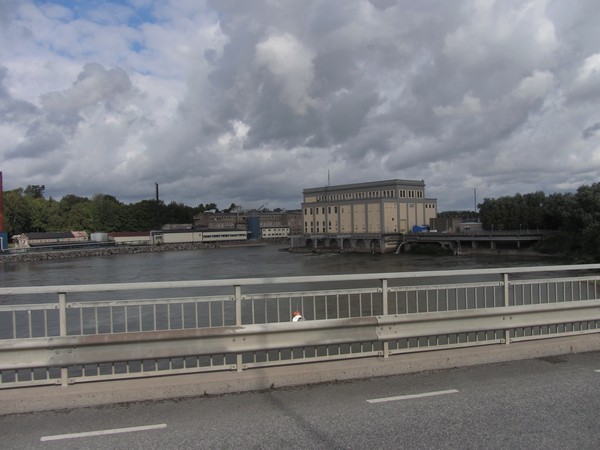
303,179,425,194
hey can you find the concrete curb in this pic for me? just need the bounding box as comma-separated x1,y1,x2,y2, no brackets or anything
1,334,599,415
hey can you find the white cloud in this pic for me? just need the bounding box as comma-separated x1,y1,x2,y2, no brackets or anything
512,70,556,100
0,0,600,213
433,93,482,117
255,32,316,115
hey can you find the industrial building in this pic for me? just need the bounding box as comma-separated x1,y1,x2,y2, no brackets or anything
193,211,302,239
14,231,89,248
294,179,437,253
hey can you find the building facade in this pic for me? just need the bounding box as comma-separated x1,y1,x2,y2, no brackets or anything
14,231,89,248
293,179,437,253
193,211,303,237
302,179,437,235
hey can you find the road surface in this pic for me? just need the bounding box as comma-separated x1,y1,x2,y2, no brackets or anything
1,351,599,449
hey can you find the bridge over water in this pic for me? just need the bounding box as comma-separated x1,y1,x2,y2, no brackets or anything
291,230,546,254
400,230,545,254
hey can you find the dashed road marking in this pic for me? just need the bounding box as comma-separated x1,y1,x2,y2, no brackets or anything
40,423,167,441
367,389,459,403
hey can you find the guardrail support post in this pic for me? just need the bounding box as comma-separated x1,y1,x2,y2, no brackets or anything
58,292,69,386
503,273,511,345
381,278,389,358
234,285,243,372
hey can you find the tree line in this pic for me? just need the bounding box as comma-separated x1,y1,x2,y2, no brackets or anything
2,185,231,235
3,182,600,261
474,183,600,262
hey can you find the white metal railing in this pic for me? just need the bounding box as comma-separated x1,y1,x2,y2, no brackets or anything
1,264,599,388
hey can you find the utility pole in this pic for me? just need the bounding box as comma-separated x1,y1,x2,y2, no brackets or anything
155,182,160,229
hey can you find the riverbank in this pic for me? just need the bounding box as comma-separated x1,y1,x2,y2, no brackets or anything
0,241,273,264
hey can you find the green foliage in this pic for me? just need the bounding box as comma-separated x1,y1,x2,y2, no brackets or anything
23,184,45,199
2,187,224,236
3,189,31,235
437,210,479,220
479,183,600,262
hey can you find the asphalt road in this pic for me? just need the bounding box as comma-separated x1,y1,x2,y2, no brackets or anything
1,351,599,449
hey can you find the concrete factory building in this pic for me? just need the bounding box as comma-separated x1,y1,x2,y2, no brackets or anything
296,179,437,253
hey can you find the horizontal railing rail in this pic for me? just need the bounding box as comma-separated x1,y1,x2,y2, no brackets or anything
1,264,599,388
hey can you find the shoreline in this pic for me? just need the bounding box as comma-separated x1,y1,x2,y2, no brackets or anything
0,241,277,264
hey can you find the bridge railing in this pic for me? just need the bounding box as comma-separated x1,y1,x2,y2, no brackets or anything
1,264,599,388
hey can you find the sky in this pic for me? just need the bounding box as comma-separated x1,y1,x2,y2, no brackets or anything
1,0,600,212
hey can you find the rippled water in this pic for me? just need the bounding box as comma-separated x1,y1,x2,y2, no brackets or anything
0,244,564,288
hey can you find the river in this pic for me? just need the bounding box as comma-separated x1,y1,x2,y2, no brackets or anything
0,243,566,288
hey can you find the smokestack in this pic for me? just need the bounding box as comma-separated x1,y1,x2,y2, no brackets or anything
0,171,4,232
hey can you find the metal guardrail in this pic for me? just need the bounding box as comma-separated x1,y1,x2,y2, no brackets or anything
1,264,599,388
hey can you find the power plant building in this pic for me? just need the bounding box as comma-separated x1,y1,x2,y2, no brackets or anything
296,179,437,252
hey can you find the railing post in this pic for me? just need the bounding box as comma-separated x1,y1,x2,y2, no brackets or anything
503,273,510,345
381,278,389,358
234,285,243,371
58,292,69,386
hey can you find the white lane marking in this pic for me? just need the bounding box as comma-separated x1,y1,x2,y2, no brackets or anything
367,389,459,404
595,370,600,373
40,423,167,442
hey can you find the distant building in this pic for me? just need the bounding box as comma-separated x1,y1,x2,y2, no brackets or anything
108,231,151,246
161,224,192,231
261,227,290,239
193,212,246,230
429,217,483,233
193,210,303,238
14,231,89,248
292,179,437,253
301,179,437,235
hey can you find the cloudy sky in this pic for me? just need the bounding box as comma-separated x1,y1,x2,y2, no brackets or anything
1,0,600,211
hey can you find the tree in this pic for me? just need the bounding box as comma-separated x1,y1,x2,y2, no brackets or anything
23,184,46,199
65,201,93,231
89,194,125,232
129,199,162,230
3,188,31,235
224,203,237,213
163,201,194,224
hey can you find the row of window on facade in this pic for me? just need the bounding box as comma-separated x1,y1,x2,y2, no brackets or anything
304,222,367,234
315,189,423,202
305,203,434,216
305,206,340,215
